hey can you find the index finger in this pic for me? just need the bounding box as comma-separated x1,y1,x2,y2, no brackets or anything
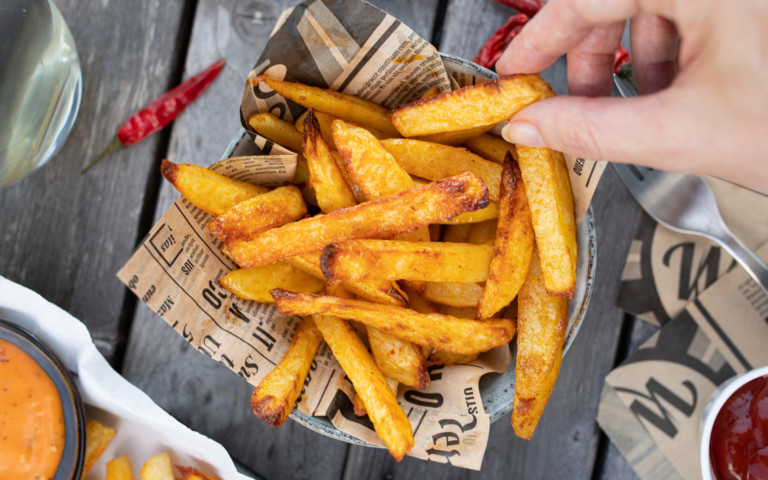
495,0,648,75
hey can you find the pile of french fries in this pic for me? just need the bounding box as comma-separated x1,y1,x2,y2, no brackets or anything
83,419,221,480
161,71,577,460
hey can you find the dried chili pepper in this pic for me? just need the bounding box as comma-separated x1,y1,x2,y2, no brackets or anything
82,58,226,174
473,13,530,69
494,0,544,17
614,45,631,74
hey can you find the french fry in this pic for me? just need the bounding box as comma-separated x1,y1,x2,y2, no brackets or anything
381,138,503,202
310,285,413,461
227,171,489,268
295,110,391,149
219,262,324,302
160,160,268,216
516,145,577,297
302,110,357,213
512,250,567,440
353,377,399,416
467,219,498,245
106,455,136,480
251,317,323,427
430,306,480,366
366,326,429,388
321,240,493,283
285,253,408,306
176,466,220,480
83,419,117,475
253,74,399,137
140,452,174,480
417,125,493,147
390,74,553,136
271,289,516,354
464,133,517,164
477,154,535,320
423,282,484,308
207,185,307,243
410,176,499,224
247,112,303,152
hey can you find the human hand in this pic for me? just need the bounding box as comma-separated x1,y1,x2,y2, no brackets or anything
495,0,768,193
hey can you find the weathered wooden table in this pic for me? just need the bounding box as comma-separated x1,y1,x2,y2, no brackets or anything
0,0,652,478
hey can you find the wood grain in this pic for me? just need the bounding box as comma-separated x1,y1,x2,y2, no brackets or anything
0,0,190,363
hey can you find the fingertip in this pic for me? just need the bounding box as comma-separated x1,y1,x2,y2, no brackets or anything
501,121,545,147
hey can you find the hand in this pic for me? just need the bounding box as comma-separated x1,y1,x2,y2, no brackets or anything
495,0,768,193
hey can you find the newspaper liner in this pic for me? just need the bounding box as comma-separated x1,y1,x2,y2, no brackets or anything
598,243,768,479
617,176,768,325
119,0,601,470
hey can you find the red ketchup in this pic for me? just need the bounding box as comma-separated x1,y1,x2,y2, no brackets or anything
710,375,768,479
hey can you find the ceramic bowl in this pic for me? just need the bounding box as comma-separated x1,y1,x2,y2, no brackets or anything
0,318,86,479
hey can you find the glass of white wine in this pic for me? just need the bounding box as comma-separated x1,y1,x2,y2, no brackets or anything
0,0,81,187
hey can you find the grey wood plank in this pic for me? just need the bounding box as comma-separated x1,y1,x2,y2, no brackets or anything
121,1,438,478
0,0,190,363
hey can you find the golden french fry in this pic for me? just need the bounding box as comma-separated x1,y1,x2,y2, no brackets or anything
83,419,117,475
295,110,391,149
219,262,324,302
140,452,174,480
160,160,269,216
311,285,413,461
390,74,553,136
253,75,399,137
478,154,535,320
302,110,358,213
367,326,428,388
512,250,567,440
417,125,494,147
430,306,480,365
227,171,489,268
410,177,499,224
207,185,307,243
516,145,577,297
251,317,323,427
353,377,399,417
285,252,408,306
321,240,493,283
381,138,503,202
271,289,515,354
468,219,498,245
106,455,136,480
422,282,484,308
247,112,303,152
176,466,220,480
463,133,517,164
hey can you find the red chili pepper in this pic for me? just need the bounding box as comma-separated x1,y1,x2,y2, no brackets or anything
494,0,544,17
614,45,631,74
82,58,226,174
473,13,530,69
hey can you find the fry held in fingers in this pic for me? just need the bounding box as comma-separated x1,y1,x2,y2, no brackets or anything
251,317,324,428
271,289,516,355
390,74,553,136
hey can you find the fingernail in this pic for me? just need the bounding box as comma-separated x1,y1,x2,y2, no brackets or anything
501,122,544,146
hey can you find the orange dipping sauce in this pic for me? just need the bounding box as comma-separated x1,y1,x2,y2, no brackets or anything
0,337,66,480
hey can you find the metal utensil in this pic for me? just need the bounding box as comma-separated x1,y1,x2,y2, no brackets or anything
612,69,768,296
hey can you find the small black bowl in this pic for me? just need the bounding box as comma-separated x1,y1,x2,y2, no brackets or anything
0,318,86,479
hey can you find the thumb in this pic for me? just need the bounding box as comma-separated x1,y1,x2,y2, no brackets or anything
501,92,676,165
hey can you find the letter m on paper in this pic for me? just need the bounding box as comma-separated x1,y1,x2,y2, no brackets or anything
615,378,697,438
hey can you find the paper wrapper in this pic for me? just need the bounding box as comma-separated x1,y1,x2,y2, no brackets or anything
599,178,768,479
0,276,253,480
118,0,602,470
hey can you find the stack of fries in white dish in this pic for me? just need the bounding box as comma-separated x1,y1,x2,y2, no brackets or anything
161,71,580,461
